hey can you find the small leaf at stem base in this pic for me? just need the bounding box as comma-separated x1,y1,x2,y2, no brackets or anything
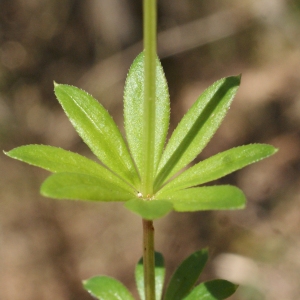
83,276,134,300
135,251,165,300
183,279,238,300
164,249,209,300
125,198,173,220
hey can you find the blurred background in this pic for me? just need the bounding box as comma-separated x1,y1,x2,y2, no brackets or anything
1,0,300,299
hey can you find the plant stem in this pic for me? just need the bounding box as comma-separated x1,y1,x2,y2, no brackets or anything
142,0,157,299
142,0,157,196
143,219,155,300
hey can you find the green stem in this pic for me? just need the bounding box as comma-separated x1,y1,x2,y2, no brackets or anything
143,219,155,300
142,0,157,196
142,0,157,299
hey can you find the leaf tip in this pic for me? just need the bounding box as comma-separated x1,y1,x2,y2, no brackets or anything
40,179,53,198
203,247,209,254
262,144,279,157
53,81,59,88
3,148,17,159
40,187,49,198
229,74,241,86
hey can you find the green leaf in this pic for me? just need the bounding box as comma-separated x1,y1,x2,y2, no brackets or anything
154,76,240,191
135,252,165,300
183,280,238,300
5,145,135,194
164,249,209,300
83,276,134,300
157,186,246,212
158,144,277,194
54,83,140,187
41,173,135,202
124,52,170,175
124,199,173,220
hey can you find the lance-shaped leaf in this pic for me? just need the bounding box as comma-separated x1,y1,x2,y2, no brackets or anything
5,145,135,194
124,199,173,220
154,76,240,191
164,249,209,300
157,186,246,212
124,52,170,175
83,276,134,300
158,144,277,194
41,173,135,202
135,252,165,300
54,84,140,187
183,280,238,300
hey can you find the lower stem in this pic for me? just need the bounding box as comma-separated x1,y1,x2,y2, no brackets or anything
143,219,155,300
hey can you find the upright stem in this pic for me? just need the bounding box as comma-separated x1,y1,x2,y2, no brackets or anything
142,0,157,196
142,0,157,299
143,219,155,300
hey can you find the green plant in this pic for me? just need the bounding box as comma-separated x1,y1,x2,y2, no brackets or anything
4,0,277,299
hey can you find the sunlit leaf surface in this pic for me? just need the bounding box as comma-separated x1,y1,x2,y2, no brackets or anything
155,76,240,191
158,144,277,194
41,173,135,202
124,52,170,175
5,145,135,193
54,84,140,187
157,185,246,212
